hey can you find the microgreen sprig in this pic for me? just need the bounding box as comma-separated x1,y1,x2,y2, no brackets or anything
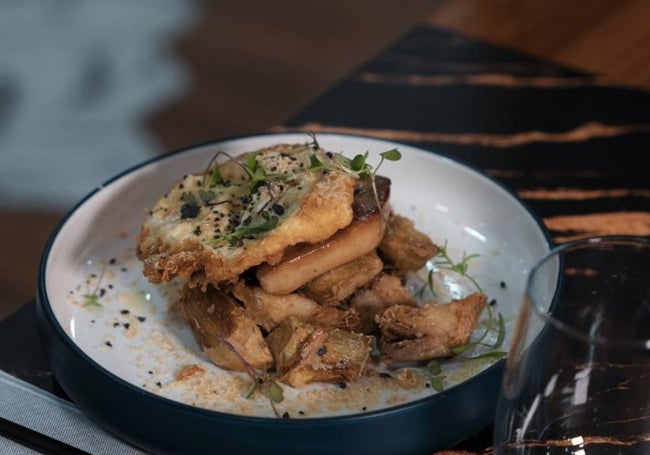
209,214,280,247
452,304,506,359
83,293,101,308
244,153,291,183
307,131,320,150
202,151,227,187
417,239,506,361
208,329,284,417
434,239,483,294
308,145,401,219
83,265,105,308
416,239,482,298
426,360,446,392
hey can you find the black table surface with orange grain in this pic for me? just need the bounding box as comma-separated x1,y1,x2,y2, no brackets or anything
1,25,648,455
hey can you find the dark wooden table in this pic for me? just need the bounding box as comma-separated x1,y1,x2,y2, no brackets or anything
1,24,648,455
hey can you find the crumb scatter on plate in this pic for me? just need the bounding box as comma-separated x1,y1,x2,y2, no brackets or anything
54,137,536,418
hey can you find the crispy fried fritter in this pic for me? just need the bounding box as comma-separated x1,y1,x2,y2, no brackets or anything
137,143,357,286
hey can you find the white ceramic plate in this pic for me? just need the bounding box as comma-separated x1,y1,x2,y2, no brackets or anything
41,133,550,421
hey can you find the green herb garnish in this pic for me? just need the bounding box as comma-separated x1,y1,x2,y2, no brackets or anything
375,148,402,174
426,360,445,391
452,303,506,359
198,188,216,205
434,239,483,293
82,265,105,308
307,143,401,219
308,146,401,180
83,293,102,308
181,191,200,208
209,215,280,247
209,330,284,416
417,239,506,361
307,131,320,150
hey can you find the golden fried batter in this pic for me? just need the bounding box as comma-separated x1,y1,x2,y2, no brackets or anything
137,143,356,286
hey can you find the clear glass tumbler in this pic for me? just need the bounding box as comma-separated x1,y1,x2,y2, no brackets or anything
493,236,650,454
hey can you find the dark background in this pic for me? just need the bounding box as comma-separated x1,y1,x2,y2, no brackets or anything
2,0,650,321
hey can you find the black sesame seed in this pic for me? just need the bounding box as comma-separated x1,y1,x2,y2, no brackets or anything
113,322,120,328
123,323,130,330
105,341,113,347
180,203,200,219
156,381,162,388
500,281,507,289
272,203,285,216
109,258,117,265
338,382,347,389
137,316,146,322
120,309,130,315
317,346,327,356
489,299,497,306
379,372,391,379
282,412,290,419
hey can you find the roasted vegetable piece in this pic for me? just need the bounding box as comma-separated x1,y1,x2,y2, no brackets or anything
350,272,417,334
231,281,362,332
376,292,487,364
301,251,383,306
378,213,439,271
178,284,273,371
266,316,373,387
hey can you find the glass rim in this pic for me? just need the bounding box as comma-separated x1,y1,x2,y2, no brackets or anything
526,235,650,349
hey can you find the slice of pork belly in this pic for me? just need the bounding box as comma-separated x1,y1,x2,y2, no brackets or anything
255,175,391,295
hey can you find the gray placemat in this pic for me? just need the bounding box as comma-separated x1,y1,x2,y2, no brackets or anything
0,369,149,454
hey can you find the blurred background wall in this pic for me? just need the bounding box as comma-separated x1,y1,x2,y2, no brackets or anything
1,0,649,319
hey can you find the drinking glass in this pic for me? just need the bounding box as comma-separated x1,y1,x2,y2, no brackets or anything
493,236,650,454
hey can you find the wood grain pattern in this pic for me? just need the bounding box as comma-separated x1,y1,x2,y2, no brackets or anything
2,1,650,322
0,3,648,453
427,0,650,90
